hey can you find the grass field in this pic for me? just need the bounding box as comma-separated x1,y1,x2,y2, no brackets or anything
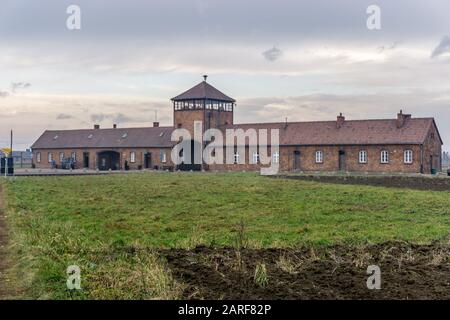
1,172,450,299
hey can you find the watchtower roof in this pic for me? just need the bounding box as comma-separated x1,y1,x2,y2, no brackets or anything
171,79,235,102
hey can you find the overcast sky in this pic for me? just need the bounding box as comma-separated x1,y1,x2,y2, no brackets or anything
0,0,449,150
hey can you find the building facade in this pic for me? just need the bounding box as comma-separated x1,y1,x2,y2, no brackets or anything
31,78,443,174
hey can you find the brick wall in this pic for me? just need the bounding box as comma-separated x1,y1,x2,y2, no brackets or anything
173,110,205,138
33,142,440,174
422,123,442,173
207,144,425,173
174,109,233,139
205,110,233,130
33,147,173,170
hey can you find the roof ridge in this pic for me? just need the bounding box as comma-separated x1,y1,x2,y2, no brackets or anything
231,117,434,126
45,126,174,132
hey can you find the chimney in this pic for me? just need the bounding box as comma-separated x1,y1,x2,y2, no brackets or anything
153,122,159,127
396,109,411,128
336,113,345,128
94,124,100,129
113,124,117,129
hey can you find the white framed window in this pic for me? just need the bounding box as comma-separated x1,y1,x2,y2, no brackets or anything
59,152,64,162
48,152,53,163
272,152,279,164
359,150,367,164
36,152,41,163
252,152,259,164
380,150,389,164
233,153,240,164
71,152,76,162
160,150,166,163
130,151,136,163
315,151,323,163
404,150,413,164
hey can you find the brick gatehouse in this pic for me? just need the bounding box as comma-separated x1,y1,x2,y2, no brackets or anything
31,77,443,174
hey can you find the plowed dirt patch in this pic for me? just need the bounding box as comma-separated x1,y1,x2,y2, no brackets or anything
275,175,450,191
161,243,450,299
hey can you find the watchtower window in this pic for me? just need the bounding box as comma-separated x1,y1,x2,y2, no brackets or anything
174,99,234,112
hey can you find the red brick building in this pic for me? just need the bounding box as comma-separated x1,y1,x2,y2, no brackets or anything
31,78,443,174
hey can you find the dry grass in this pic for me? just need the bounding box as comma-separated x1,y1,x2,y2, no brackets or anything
352,246,374,268
87,249,184,300
428,249,449,266
254,263,269,288
276,254,299,275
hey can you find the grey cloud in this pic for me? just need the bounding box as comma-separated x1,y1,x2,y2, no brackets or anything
431,36,450,58
90,113,107,122
377,41,401,53
237,92,450,134
56,113,73,120
262,46,283,62
90,113,134,123
113,113,134,123
10,82,31,93
0,82,31,97
3,0,449,45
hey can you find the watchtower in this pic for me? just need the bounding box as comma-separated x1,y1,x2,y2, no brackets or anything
171,75,235,137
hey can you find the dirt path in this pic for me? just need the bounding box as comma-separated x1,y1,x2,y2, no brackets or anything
0,183,12,299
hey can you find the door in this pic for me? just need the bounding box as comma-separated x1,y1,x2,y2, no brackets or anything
144,152,152,169
293,151,300,171
97,151,120,170
339,150,346,171
178,140,202,171
83,152,89,168
430,155,434,174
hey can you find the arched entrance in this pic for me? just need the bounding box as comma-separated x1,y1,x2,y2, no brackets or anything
177,140,202,171
98,151,120,171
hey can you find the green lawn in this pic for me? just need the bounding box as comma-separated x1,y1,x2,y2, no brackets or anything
2,172,450,299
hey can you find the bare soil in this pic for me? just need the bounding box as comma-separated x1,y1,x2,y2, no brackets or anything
161,243,450,299
274,175,450,191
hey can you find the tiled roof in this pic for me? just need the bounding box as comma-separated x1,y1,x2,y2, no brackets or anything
224,118,437,145
171,81,235,102
31,127,174,149
31,118,439,149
